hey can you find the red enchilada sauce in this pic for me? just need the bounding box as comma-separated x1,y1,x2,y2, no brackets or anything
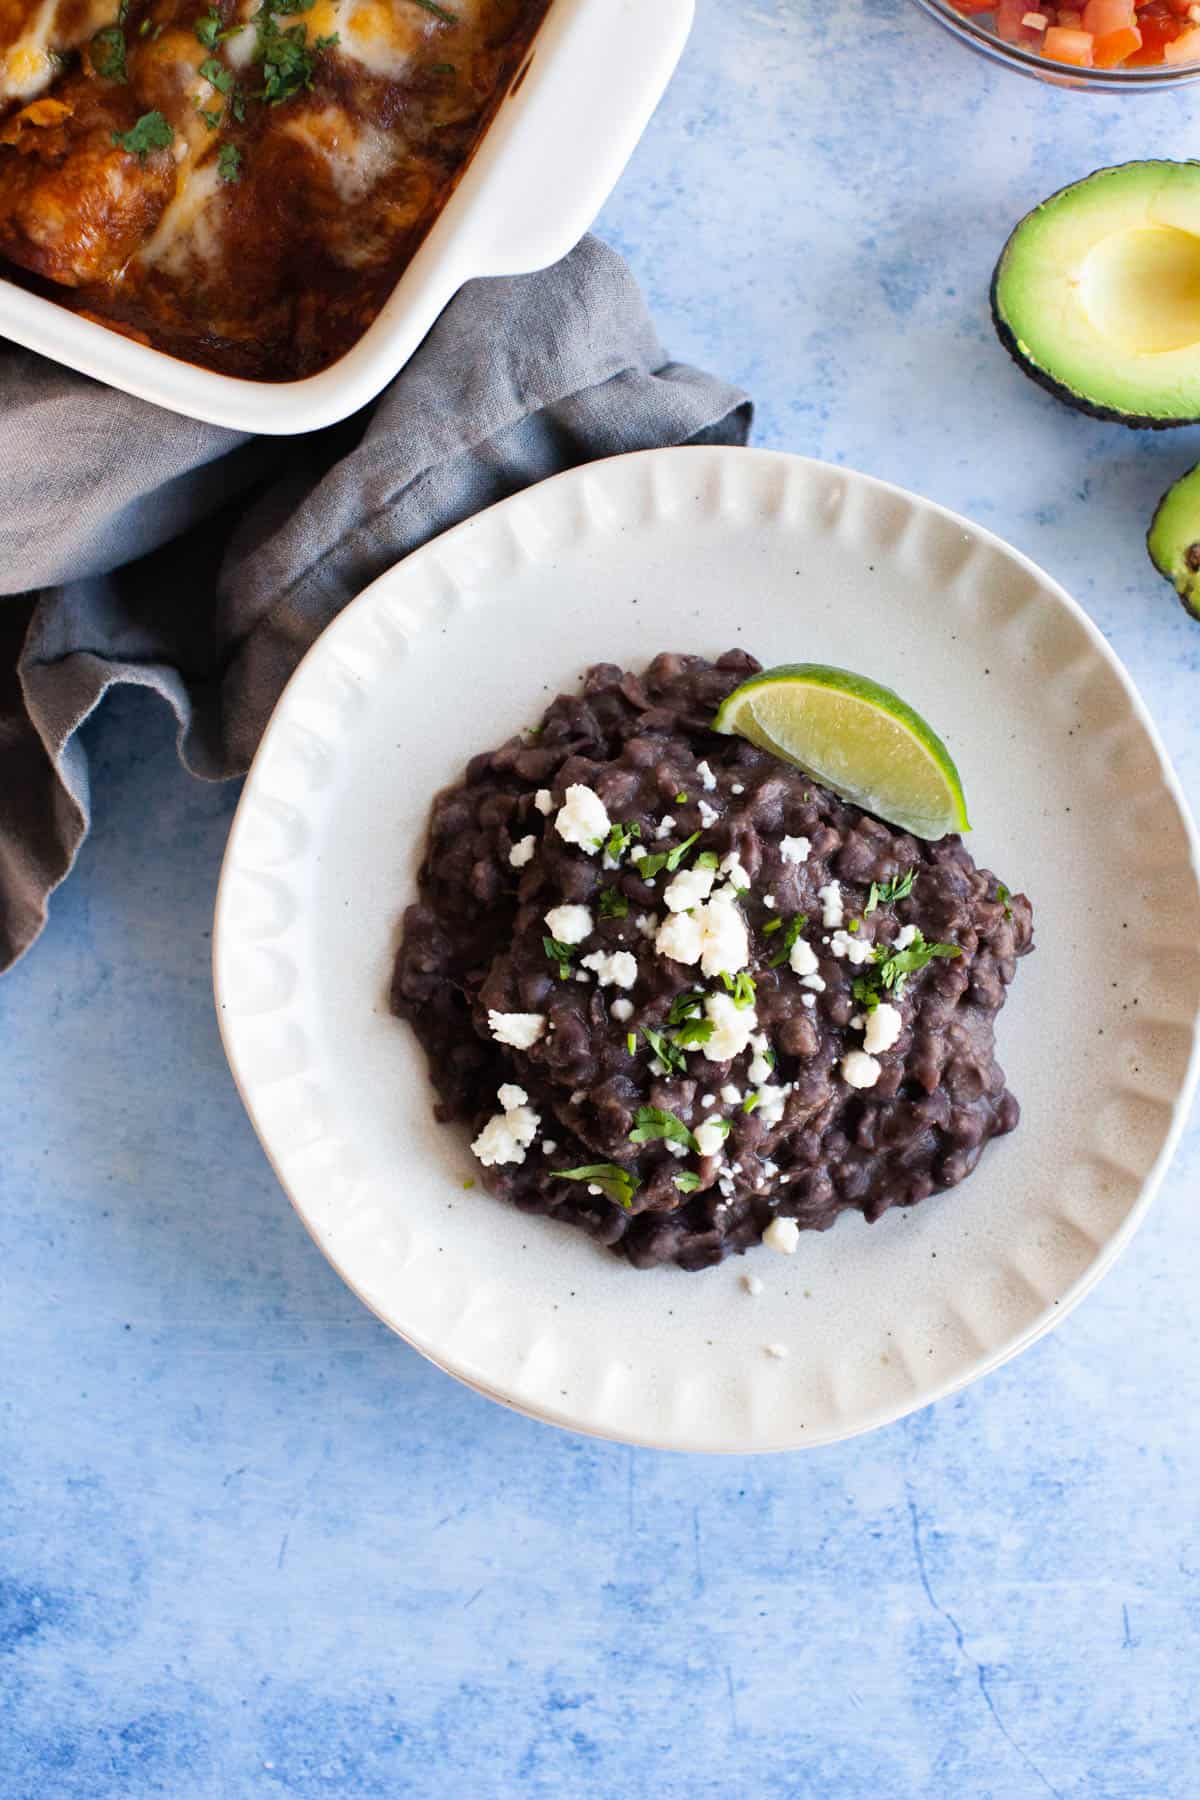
0,0,550,378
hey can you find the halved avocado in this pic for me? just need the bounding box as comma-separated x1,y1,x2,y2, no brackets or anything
1148,464,1200,618
992,161,1200,429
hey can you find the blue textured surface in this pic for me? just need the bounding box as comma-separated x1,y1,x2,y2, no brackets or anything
3,4,1200,1794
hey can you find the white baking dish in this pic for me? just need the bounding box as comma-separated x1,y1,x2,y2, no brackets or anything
0,0,694,434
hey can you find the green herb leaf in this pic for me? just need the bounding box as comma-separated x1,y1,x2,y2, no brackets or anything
197,105,222,128
195,10,223,47
694,851,719,871
429,59,455,73
542,935,575,980
865,869,916,916
640,1027,687,1076
720,970,756,1009
666,990,705,1026
996,882,1013,921
200,53,234,91
673,1018,714,1050
551,1163,639,1211
742,1092,761,1113
847,919,860,934
854,928,961,1005
672,1171,702,1194
766,912,808,970
90,24,127,81
111,111,174,157
629,1105,696,1152
410,0,457,20
602,820,640,863
762,917,783,935
626,1031,636,1056
597,886,628,920
674,792,688,804
254,0,330,104
216,140,242,182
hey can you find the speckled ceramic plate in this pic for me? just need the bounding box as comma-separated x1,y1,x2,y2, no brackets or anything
212,447,1200,1452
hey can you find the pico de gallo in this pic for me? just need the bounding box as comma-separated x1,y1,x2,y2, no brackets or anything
949,0,1200,68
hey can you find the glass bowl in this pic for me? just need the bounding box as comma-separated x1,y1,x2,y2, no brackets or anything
910,0,1200,89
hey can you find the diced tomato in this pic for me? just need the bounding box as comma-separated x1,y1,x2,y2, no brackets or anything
996,0,1048,40
948,0,994,14
1164,20,1200,50
1043,21,1096,53
1082,0,1135,30
1166,0,1195,16
1093,21,1143,58
1127,3,1183,53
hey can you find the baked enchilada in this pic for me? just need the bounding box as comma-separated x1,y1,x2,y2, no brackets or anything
0,0,549,378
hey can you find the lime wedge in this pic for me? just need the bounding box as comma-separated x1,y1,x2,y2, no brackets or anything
712,663,969,840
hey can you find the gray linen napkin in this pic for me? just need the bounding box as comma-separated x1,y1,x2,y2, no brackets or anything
0,235,751,972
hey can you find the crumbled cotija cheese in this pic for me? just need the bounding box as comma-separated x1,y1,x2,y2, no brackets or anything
555,784,610,851
693,1118,728,1158
508,834,536,869
487,1011,546,1049
696,760,717,792
780,835,810,865
819,881,844,928
471,1085,540,1166
863,1001,902,1055
534,789,554,815
789,935,820,977
763,1216,800,1255
841,1049,881,1089
703,991,758,1061
581,949,638,989
654,815,677,840
829,928,874,966
610,997,634,1022
544,903,593,944
895,923,919,950
698,799,719,828
663,865,716,912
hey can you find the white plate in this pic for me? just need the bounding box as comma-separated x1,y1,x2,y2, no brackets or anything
213,448,1200,1452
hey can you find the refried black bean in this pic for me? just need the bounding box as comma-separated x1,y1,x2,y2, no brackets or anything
391,651,1034,1272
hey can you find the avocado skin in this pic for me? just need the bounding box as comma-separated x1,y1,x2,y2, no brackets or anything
990,163,1200,431
1147,465,1200,621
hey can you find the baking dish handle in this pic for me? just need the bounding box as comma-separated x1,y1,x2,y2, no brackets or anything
436,0,696,278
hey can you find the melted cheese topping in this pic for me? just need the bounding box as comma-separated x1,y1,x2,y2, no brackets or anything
281,104,395,202
134,155,225,275
0,0,116,101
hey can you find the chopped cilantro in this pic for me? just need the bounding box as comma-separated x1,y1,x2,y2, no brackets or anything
996,882,1013,921
601,819,640,863
853,929,961,1006
195,9,223,47
742,1092,761,1113
90,24,127,81
720,970,756,1009
635,831,702,882
673,1018,713,1050
462,1177,474,1190
766,912,808,970
847,918,860,934
626,1031,636,1056
111,111,174,158
694,850,720,871
197,105,222,128
672,1171,702,1194
666,990,705,1026
674,792,688,804
865,869,916,915
217,141,242,182
542,935,575,981
640,1027,687,1076
254,0,331,104
597,886,628,920
200,54,235,91
410,0,457,20
762,917,783,935
629,1105,696,1153
429,60,456,74
551,1164,639,1211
